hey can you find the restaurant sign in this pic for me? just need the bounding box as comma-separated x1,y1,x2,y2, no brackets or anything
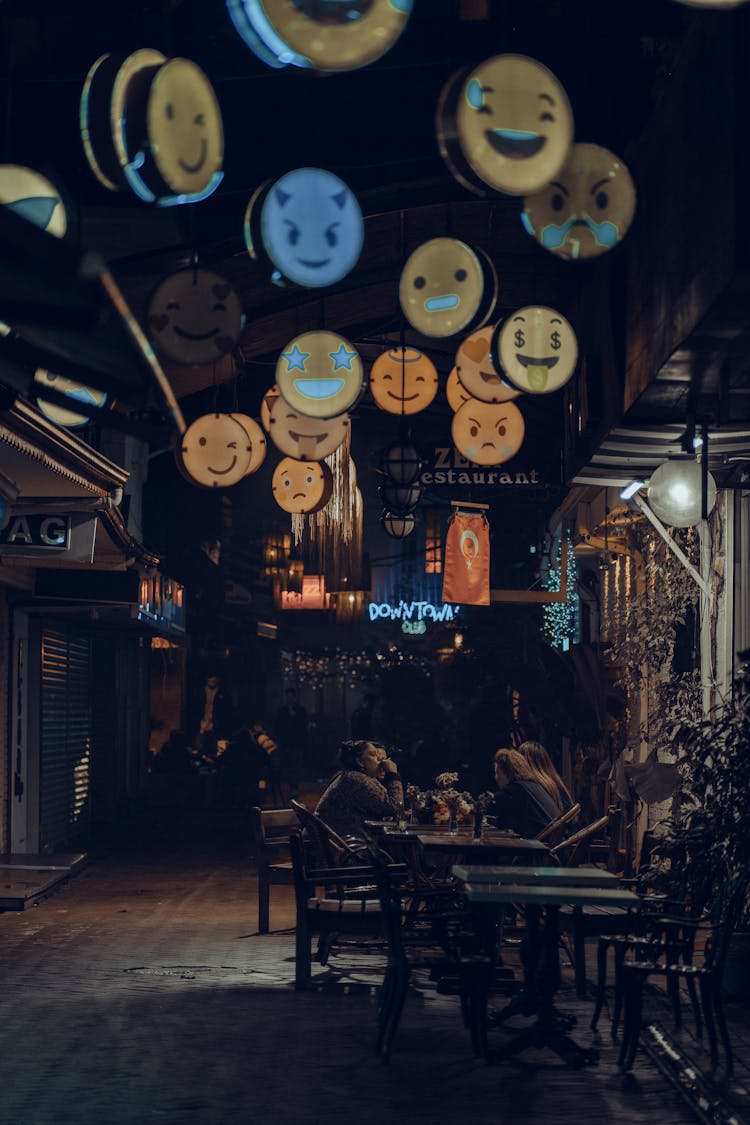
0,513,71,552
419,447,544,488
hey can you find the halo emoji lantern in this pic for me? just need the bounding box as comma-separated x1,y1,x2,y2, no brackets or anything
178,413,252,488
455,325,522,404
380,441,422,485
494,306,578,395
147,269,243,367
228,414,267,475
0,165,67,237
522,143,636,261
34,371,107,428
399,239,497,339
272,457,333,515
451,398,525,466
369,347,438,414
436,54,573,197
266,394,350,460
246,168,364,289
226,0,414,73
276,331,364,418
382,511,415,539
260,385,281,432
446,367,471,413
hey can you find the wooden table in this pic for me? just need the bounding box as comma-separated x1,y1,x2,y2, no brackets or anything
417,832,549,860
452,864,619,888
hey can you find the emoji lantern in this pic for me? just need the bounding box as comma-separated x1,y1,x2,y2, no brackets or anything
228,414,267,475
226,0,413,73
436,54,573,197
455,325,522,403
266,394,351,460
276,330,364,418
369,347,438,414
245,168,364,288
399,239,497,339
178,413,252,488
34,371,107,428
0,165,67,237
260,385,281,431
451,398,525,466
147,268,243,367
272,457,333,514
446,367,471,413
522,143,636,261
494,306,578,395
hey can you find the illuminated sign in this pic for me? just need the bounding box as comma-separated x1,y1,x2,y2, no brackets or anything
280,575,330,610
402,619,426,636
419,447,544,488
0,513,70,552
368,601,461,623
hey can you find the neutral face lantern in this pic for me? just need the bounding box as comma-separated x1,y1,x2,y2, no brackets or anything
147,269,243,367
451,397,525,465
276,330,364,418
647,460,717,527
494,306,578,394
178,413,252,488
399,239,497,338
369,347,439,414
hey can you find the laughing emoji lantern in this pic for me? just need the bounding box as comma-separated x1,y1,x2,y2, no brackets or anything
494,306,578,395
399,238,497,338
276,331,364,418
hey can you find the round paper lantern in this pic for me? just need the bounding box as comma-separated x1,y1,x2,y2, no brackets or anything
494,307,578,395
647,460,717,528
179,413,252,488
382,511,415,539
246,168,363,289
272,457,333,514
451,398,525,466
147,269,243,367
34,370,107,428
226,0,413,73
228,413,267,475
260,385,281,431
399,238,497,338
276,330,364,418
266,394,350,459
455,325,522,403
436,54,573,197
380,441,422,485
369,347,438,414
446,367,471,413
522,143,636,261
379,480,421,514
0,165,67,237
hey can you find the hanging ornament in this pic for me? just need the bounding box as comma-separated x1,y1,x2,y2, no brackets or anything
455,325,522,403
266,394,351,460
380,441,422,485
177,413,252,488
0,164,67,237
369,346,438,415
272,457,333,514
379,480,421,515
451,398,525,466
260,385,281,431
291,429,362,589
228,413,267,475
399,238,497,338
382,511,416,539
493,306,578,394
276,330,364,417
446,367,472,413
34,370,107,428
147,268,243,367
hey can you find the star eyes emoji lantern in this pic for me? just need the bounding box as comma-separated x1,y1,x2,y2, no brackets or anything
399,239,497,339
494,306,578,395
522,143,636,261
272,457,333,514
369,347,438,415
178,413,252,488
451,399,525,466
147,268,243,367
246,168,364,289
266,395,351,460
276,331,364,419
437,54,573,197
455,325,522,403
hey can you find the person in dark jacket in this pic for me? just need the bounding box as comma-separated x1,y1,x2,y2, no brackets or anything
489,747,559,838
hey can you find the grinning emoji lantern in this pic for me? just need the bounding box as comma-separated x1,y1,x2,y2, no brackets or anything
34,371,107,428
246,168,363,288
369,347,438,414
494,306,578,395
266,394,350,460
451,398,525,466
178,413,252,488
399,239,497,339
0,164,67,237
437,54,573,197
226,0,413,73
522,143,636,261
276,331,364,418
272,457,333,514
228,414,267,475
147,268,243,367
455,325,522,403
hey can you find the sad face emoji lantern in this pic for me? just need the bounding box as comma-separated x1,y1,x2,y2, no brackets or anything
267,395,350,460
522,143,636,261
179,413,252,488
399,238,497,338
455,325,521,403
272,457,333,514
369,347,438,415
276,331,364,418
147,268,243,367
494,306,578,395
451,398,525,466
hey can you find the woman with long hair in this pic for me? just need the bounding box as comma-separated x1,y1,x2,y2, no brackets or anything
489,747,560,837
315,739,403,838
518,740,574,813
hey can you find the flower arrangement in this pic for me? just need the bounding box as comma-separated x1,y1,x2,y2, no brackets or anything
406,773,486,827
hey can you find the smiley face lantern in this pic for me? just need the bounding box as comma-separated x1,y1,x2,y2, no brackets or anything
494,306,578,395
147,268,243,367
272,457,333,514
455,326,521,404
399,239,497,339
437,54,573,197
369,347,438,415
522,143,636,261
267,394,350,460
451,399,525,466
276,331,364,419
179,413,252,488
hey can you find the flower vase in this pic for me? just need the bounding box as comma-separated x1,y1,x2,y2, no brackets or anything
473,809,483,840
448,806,458,836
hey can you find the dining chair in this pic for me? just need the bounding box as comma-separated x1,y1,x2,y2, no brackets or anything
536,802,581,845
249,806,297,934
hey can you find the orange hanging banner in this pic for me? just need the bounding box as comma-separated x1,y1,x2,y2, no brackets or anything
441,511,490,606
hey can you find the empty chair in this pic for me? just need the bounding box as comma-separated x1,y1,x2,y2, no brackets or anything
249,806,297,934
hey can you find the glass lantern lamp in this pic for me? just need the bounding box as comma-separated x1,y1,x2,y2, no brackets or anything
380,441,423,485
382,511,415,539
647,459,717,528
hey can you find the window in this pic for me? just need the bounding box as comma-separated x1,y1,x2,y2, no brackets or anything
425,512,442,574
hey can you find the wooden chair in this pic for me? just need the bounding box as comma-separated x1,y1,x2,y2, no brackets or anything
249,806,297,934
290,798,367,867
536,802,581,845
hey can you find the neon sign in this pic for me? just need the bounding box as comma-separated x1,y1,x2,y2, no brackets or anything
368,601,461,623
402,619,426,636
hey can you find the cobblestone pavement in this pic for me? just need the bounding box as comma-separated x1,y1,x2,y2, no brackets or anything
1,806,748,1125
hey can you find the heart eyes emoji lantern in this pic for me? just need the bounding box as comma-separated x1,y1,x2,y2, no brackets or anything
147,268,243,367
455,326,521,404
369,347,438,415
272,457,333,514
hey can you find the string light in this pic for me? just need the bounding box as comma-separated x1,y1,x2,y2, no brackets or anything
541,531,580,651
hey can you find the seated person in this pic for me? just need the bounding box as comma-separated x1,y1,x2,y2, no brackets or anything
517,739,574,813
488,747,560,838
315,740,404,839
151,729,195,775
